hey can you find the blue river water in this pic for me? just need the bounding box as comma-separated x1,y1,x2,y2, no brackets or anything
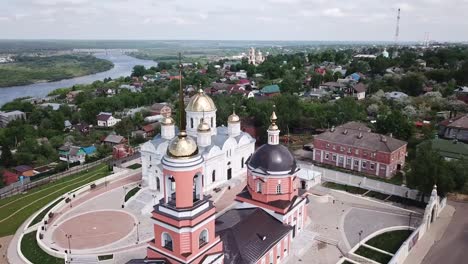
0,52,157,106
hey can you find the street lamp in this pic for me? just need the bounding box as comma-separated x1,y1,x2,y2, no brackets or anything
358,230,363,244
134,221,141,244
152,194,157,205
65,234,72,254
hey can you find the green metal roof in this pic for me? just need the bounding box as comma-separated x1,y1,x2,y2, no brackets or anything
261,84,281,94
427,138,468,160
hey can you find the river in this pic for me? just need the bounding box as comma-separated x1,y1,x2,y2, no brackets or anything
0,51,157,106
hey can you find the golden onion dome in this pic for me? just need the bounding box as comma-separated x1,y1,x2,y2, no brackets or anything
228,113,240,123
185,89,217,112
197,119,211,132
167,131,198,158
160,116,175,126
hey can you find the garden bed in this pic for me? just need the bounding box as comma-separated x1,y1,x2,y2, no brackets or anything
366,230,412,254
21,231,63,264
125,186,141,202
355,246,393,264
126,163,142,169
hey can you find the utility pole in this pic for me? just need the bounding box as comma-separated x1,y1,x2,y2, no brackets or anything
65,234,72,254
394,8,401,45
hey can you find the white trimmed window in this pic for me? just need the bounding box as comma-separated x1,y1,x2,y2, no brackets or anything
257,181,263,193
199,229,208,248
276,184,282,194
370,163,375,170
162,232,173,251
362,162,367,168
325,153,329,160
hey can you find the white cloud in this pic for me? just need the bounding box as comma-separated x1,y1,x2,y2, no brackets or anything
322,8,345,17
0,17,10,21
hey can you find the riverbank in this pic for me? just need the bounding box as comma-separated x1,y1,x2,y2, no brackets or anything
0,55,114,88
0,52,157,106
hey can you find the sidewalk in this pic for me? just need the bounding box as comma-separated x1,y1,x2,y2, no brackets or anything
403,205,455,264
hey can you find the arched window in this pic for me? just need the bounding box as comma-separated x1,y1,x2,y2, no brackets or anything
162,232,173,251
212,170,216,182
241,157,245,168
191,118,194,128
211,117,214,127
170,176,176,191
199,229,209,248
156,177,161,191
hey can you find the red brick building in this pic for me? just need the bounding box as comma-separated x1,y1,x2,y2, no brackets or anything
313,122,407,178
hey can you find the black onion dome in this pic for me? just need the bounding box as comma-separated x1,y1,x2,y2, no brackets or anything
248,144,297,174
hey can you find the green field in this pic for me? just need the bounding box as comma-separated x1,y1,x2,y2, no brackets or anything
21,231,64,264
0,164,110,236
0,55,113,87
366,230,412,254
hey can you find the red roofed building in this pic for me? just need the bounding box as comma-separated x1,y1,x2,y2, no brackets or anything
2,170,19,185
315,68,327,76
113,144,135,160
313,122,407,178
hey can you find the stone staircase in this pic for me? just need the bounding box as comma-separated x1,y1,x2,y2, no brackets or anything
126,187,162,216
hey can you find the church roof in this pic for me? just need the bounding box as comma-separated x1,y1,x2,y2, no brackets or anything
216,208,293,264
248,144,298,175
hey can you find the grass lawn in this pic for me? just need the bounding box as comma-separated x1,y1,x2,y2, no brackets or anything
355,246,393,264
125,186,141,202
366,230,412,254
0,164,110,236
127,163,142,169
21,231,64,264
28,198,64,227
323,182,367,195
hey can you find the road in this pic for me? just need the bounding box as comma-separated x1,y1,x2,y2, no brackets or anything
422,201,468,264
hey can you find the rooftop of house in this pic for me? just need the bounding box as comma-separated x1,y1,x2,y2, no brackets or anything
96,112,113,121
353,83,367,93
440,114,468,129
425,138,468,160
314,122,407,153
104,134,125,144
14,165,34,173
215,207,293,264
261,84,280,94
455,86,468,93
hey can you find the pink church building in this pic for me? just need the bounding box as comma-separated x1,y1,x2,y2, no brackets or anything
129,107,308,264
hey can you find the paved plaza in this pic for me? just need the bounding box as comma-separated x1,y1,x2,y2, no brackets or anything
284,184,423,264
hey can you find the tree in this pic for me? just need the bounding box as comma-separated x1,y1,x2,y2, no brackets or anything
366,104,379,117
114,118,135,137
398,73,426,96
376,110,413,140
132,65,146,77
0,144,14,167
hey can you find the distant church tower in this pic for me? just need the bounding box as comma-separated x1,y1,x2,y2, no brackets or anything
248,47,256,65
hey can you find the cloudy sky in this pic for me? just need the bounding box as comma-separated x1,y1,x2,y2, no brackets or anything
0,0,467,41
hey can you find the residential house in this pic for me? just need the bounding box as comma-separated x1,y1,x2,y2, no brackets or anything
96,112,121,127
142,123,160,138
64,120,72,130
315,67,327,76
385,91,409,100
313,122,407,178
113,144,134,159
438,114,468,143
13,165,35,178
319,82,346,92
235,70,248,79
66,90,83,103
102,134,127,146
72,122,91,135
150,103,172,116
59,145,86,163
261,84,281,97
345,83,367,100
420,138,468,161
454,86,468,103
2,170,19,185
0,110,26,128
96,88,116,97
